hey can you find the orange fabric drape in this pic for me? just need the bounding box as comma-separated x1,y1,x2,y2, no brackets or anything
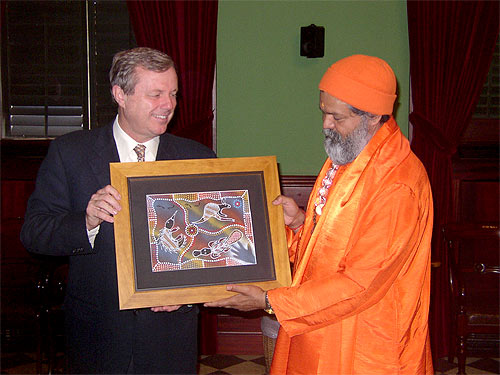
269,119,434,374
407,0,499,359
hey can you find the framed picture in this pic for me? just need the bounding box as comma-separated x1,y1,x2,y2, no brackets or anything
110,156,291,310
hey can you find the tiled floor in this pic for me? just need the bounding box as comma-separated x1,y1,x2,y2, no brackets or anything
1,350,498,374
200,356,500,374
199,355,267,375
434,357,500,375
0,351,268,375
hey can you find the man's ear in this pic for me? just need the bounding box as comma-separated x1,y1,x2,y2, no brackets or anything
112,85,126,107
367,114,383,135
369,114,382,126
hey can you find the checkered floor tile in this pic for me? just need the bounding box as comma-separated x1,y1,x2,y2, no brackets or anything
1,350,498,374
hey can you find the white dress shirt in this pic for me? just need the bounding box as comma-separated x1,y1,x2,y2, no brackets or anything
113,116,159,162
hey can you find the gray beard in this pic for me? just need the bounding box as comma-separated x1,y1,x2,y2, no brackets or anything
323,118,371,165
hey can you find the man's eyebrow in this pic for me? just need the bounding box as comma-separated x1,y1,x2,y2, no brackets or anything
319,105,340,116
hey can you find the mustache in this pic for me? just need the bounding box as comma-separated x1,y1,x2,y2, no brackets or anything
323,128,343,143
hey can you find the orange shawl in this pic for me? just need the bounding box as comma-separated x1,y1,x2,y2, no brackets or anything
268,118,434,374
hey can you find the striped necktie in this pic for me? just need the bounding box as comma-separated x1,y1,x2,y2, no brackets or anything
133,144,146,162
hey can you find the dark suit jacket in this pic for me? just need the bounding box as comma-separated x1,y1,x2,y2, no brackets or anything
21,123,216,373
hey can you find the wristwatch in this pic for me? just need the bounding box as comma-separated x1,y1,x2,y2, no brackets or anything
264,291,274,314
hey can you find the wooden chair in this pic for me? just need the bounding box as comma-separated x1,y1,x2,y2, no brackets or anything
443,223,500,374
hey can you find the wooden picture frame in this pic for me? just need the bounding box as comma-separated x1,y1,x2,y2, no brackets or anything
110,156,291,310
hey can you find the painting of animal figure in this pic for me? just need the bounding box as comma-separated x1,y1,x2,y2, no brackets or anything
192,202,235,224
146,190,257,272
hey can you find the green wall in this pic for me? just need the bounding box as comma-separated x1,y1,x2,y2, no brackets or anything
216,0,409,175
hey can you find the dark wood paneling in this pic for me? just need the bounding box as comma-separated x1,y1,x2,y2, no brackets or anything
459,181,499,223
280,175,317,210
446,124,500,362
216,333,264,355
217,313,263,332
451,155,499,223
1,181,36,220
1,140,49,349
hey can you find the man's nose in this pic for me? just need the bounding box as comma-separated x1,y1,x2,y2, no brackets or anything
161,95,176,110
323,115,334,129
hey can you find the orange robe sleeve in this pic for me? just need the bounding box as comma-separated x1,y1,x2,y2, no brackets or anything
268,182,432,337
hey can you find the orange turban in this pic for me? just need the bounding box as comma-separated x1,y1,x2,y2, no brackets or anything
318,55,397,115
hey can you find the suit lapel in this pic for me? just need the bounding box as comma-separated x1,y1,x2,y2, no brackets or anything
156,133,178,161
89,124,120,188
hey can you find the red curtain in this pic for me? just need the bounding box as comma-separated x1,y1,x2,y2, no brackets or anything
407,0,499,359
0,1,5,30
126,1,218,149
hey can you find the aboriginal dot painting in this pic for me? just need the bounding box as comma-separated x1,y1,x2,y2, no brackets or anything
147,190,257,272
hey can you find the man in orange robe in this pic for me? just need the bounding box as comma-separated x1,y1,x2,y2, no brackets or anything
205,55,434,374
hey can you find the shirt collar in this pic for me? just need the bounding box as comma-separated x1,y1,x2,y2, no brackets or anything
112,116,160,162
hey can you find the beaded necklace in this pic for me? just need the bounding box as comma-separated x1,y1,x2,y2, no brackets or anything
312,164,339,228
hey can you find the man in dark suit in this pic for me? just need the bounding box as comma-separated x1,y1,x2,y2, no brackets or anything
21,47,215,374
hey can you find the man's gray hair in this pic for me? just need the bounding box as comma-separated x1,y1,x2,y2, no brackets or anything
348,105,390,125
109,47,175,97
